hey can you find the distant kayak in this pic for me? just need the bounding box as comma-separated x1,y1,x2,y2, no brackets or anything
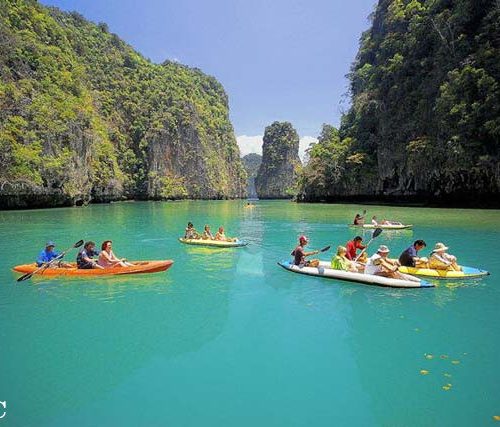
13,260,173,277
350,224,413,230
399,265,489,279
278,260,433,288
179,238,248,248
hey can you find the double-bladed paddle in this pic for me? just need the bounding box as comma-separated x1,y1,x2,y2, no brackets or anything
17,239,84,282
354,228,383,262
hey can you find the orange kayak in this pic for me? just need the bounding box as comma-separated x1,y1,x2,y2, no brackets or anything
12,260,173,277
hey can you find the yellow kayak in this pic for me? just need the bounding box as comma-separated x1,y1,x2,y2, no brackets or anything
179,238,248,248
399,265,489,279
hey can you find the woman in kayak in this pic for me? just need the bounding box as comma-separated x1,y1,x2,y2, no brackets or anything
365,245,419,281
292,235,319,267
98,240,133,268
353,210,366,225
215,226,236,242
428,243,461,271
331,246,359,272
184,222,200,239
202,225,215,240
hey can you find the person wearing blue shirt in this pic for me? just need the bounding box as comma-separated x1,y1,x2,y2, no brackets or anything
36,241,61,267
398,240,427,267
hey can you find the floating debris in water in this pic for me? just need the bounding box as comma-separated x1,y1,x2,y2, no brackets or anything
425,354,434,360
420,369,429,375
444,373,452,378
440,355,449,359
451,360,460,365
442,384,452,391
493,415,500,421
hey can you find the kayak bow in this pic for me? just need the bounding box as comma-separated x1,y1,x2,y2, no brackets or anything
179,238,248,248
399,265,489,279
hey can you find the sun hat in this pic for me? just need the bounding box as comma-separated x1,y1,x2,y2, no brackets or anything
377,245,390,253
46,241,55,247
433,242,449,252
299,235,308,243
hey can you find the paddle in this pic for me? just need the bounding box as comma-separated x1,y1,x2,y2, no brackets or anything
17,239,84,282
318,245,331,253
354,228,382,262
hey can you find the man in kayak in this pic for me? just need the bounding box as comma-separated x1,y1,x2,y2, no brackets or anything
365,245,419,281
398,240,428,268
77,241,104,269
345,236,366,262
215,226,237,242
36,241,63,266
292,236,320,267
429,242,461,271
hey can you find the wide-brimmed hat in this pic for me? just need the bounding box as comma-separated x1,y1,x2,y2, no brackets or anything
433,242,449,252
377,245,390,253
46,241,55,247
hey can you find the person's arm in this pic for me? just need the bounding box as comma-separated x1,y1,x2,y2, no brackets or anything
304,250,319,257
36,251,47,266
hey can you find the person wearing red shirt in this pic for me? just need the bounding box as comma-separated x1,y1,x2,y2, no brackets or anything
345,236,366,261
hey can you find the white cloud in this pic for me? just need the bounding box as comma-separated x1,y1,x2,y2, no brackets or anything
237,135,263,157
237,135,318,162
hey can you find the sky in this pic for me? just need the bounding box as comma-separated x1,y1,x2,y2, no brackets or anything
40,0,376,157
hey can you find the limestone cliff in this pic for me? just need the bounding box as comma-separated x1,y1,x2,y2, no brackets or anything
241,153,262,198
299,0,500,206
0,1,246,209
255,122,301,199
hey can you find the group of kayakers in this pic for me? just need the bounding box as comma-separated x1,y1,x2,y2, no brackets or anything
292,235,461,280
354,212,403,226
184,222,236,242
37,240,131,270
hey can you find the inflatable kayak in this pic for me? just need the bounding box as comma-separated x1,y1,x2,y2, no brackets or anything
399,265,489,279
13,260,173,277
278,260,433,288
179,238,248,248
350,224,413,230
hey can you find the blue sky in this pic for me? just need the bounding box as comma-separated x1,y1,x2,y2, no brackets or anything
40,0,376,156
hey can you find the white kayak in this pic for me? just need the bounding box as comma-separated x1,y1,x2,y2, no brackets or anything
278,260,433,288
350,224,413,230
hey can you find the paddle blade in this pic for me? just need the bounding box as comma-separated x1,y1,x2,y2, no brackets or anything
372,228,383,238
74,240,84,248
320,245,331,253
17,272,33,282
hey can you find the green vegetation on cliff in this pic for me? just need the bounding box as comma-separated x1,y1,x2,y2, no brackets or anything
242,153,262,198
255,121,301,199
0,0,246,208
300,0,500,205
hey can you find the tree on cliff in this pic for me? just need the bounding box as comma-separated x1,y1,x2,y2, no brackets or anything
299,0,500,205
255,122,302,199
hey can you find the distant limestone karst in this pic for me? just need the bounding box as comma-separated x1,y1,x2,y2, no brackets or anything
241,153,262,199
255,122,301,199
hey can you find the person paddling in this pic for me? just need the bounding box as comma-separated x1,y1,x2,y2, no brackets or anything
353,210,366,225
36,241,60,267
291,236,320,267
215,226,236,242
98,240,133,268
77,241,104,269
399,240,428,268
345,236,366,261
365,245,419,282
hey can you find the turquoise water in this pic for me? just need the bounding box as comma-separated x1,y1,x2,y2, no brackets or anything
1,200,499,426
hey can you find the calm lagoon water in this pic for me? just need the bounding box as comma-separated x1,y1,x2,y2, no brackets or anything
1,200,499,426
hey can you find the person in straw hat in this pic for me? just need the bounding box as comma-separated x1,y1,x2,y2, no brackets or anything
365,245,420,281
428,243,461,271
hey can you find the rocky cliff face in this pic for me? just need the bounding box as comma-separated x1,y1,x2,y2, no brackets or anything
0,1,246,209
241,153,262,198
255,122,301,199
299,0,500,206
